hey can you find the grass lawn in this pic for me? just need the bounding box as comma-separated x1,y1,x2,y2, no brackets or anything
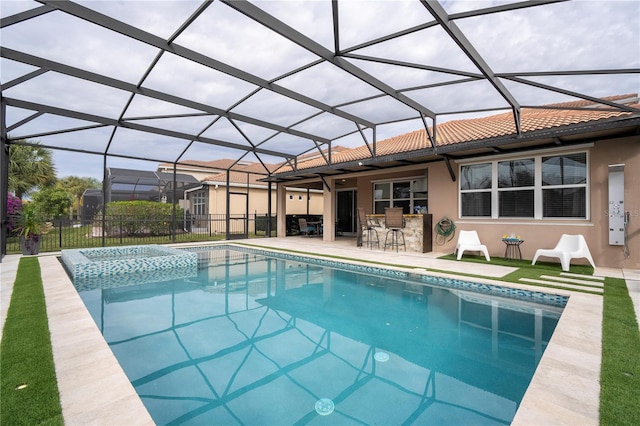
600,278,640,425
0,257,63,425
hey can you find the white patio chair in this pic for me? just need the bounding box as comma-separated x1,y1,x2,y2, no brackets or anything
455,230,490,261
531,234,596,271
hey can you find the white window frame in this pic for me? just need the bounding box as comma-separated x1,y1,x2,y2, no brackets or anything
497,158,535,218
458,148,590,220
191,189,207,215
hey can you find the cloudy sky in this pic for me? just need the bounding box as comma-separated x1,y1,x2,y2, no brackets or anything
1,0,639,180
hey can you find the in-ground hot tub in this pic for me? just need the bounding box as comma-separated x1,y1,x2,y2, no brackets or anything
61,245,198,287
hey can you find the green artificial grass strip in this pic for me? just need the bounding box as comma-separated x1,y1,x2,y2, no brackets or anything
438,253,595,275
436,253,601,295
600,278,640,426
0,257,63,426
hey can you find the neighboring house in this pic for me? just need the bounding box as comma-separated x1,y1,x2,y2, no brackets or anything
157,160,323,234
80,168,201,222
268,94,640,269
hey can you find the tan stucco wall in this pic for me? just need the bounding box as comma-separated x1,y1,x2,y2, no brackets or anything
588,137,639,269
204,186,323,217
351,136,639,269
197,185,322,235
446,139,640,269
284,188,324,215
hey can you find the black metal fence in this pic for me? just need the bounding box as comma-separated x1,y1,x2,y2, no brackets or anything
6,213,278,254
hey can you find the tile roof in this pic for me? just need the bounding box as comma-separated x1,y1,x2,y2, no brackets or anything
158,159,237,170
276,94,640,173
201,170,270,186
161,158,277,178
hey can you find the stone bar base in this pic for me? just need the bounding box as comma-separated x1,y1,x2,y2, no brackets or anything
368,214,432,253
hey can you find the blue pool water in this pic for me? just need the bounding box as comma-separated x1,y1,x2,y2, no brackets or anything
74,246,564,425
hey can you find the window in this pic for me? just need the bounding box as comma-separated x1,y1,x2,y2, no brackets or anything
191,189,207,215
374,175,428,214
460,151,588,219
542,153,587,218
498,159,534,217
460,163,491,217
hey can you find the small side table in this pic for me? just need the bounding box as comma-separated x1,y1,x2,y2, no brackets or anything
502,238,524,260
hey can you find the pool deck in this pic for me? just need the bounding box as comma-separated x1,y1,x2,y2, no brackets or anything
2,236,639,425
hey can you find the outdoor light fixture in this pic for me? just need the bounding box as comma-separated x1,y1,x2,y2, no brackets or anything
374,352,390,362
358,161,363,166
315,398,335,416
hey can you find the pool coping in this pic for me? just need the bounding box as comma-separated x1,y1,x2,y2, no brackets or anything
1,239,620,425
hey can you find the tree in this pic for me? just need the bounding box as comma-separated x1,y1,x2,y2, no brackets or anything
32,186,72,218
57,176,101,217
8,142,57,199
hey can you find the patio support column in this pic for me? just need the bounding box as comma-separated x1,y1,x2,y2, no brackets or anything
322,178,335,242
101,155,108,247
266,181,272,237
0,98,7,258
276,183,287,237
171,164,177,243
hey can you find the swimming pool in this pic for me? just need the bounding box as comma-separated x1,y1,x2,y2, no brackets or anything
73,245,565,425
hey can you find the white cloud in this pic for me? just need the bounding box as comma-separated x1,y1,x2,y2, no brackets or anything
3,72,131,118
277,61,383,106
107,128,191,161
458,0,640,72
53,150,105,180
143,53,258,110
337,0,432,49
174,1,318,81
253,0,335,50
1,9,158,84
231,88,323,128
75,0,200,40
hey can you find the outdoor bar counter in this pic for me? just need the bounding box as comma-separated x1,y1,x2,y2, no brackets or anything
367,213,433,253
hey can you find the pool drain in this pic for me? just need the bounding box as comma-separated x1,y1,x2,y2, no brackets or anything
315,398,335,416
374,351,390,362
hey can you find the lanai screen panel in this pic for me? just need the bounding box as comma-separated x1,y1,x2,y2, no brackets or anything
1,0,639,172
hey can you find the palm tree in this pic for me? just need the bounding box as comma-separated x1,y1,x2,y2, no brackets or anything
8,141,57,199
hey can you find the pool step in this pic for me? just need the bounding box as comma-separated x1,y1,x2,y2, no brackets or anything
519,276,604,294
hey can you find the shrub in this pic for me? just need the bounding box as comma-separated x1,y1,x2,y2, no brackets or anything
6,194,22,235
101,201,184,236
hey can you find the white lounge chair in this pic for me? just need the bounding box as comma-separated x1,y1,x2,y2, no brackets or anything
531,234,595,271
455,230,490,261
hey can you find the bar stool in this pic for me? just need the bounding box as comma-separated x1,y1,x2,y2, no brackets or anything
384,207,406,252
357,207,379,249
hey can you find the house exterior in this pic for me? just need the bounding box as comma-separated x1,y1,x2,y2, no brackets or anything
157,160,323,234
268,94,640,270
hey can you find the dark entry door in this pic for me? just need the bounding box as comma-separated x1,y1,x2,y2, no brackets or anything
336,190,356,234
